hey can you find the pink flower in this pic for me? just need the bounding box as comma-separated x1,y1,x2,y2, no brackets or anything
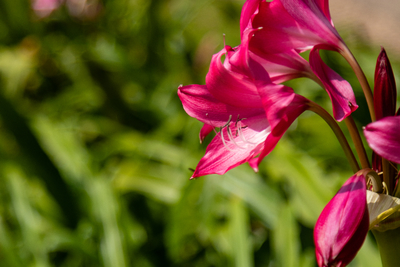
314,172,369,267
248,0,346,54
240,0,357,121
178,0,359,178
178,36,310,177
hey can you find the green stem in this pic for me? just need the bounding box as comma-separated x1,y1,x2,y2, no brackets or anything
339,47,376,122
307,103,359,173
344,116,370,169
372,227,400,267
382,158,393,195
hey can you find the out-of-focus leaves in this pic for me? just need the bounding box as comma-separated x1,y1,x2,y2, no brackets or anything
272,204,300,267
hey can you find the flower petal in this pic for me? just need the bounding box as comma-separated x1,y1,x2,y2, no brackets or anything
249,49,314,84
250,82,310,169
206,48,262,108
250,0,345,55
240,0,260,38
309,46,358,121
314,172,369,267
178,84,265,128
192,115,270,178
199,124,214,144
364,116,400,164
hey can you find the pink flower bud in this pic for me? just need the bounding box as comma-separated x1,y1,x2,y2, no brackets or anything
314,172,369,267
374,48,397,120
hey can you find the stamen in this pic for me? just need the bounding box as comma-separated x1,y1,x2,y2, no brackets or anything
227,126,246,149
221,115,232,129
220,128,235,152
237,125,257,145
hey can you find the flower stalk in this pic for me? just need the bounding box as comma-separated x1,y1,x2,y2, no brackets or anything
339,47,376,122
343,116,370,169
307,102,359,173
372,228,400,267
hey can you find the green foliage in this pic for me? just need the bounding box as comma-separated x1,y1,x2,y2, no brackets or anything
0,0,385,266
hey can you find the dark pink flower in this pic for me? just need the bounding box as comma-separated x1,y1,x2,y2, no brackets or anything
248,0,346,55
240,0,316,83
314,172,369,267
178,40,310,177
240,0,357,121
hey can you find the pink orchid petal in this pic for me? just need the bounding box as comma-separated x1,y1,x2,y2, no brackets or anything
178,84,265,128
192,115,270,178
206,48,262,108
314,173,369,267
309,46,358,121
364,116,400,164
199,124,215,144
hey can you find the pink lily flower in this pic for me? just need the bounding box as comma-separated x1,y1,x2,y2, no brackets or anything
178,29,310,178
240,0,316,84
247,0,346,54
240,0,357,121
314,171,369,267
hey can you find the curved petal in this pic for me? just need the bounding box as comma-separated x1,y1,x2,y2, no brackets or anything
364,116,400,164
199,123,214,144
250,0,345,55
240,0,261,38
314,172,369,267
178,84,264,128
309,46,358,121
280,0,339,42
206,48,262,108
250,49,314,84
257,82,310,135
192,115,270,178
250,82,310,169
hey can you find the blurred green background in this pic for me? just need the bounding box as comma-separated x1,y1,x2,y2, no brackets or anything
0,0,387,266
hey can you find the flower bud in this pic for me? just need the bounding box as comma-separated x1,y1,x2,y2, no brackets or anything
374,48,397,120
314,172,369,267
